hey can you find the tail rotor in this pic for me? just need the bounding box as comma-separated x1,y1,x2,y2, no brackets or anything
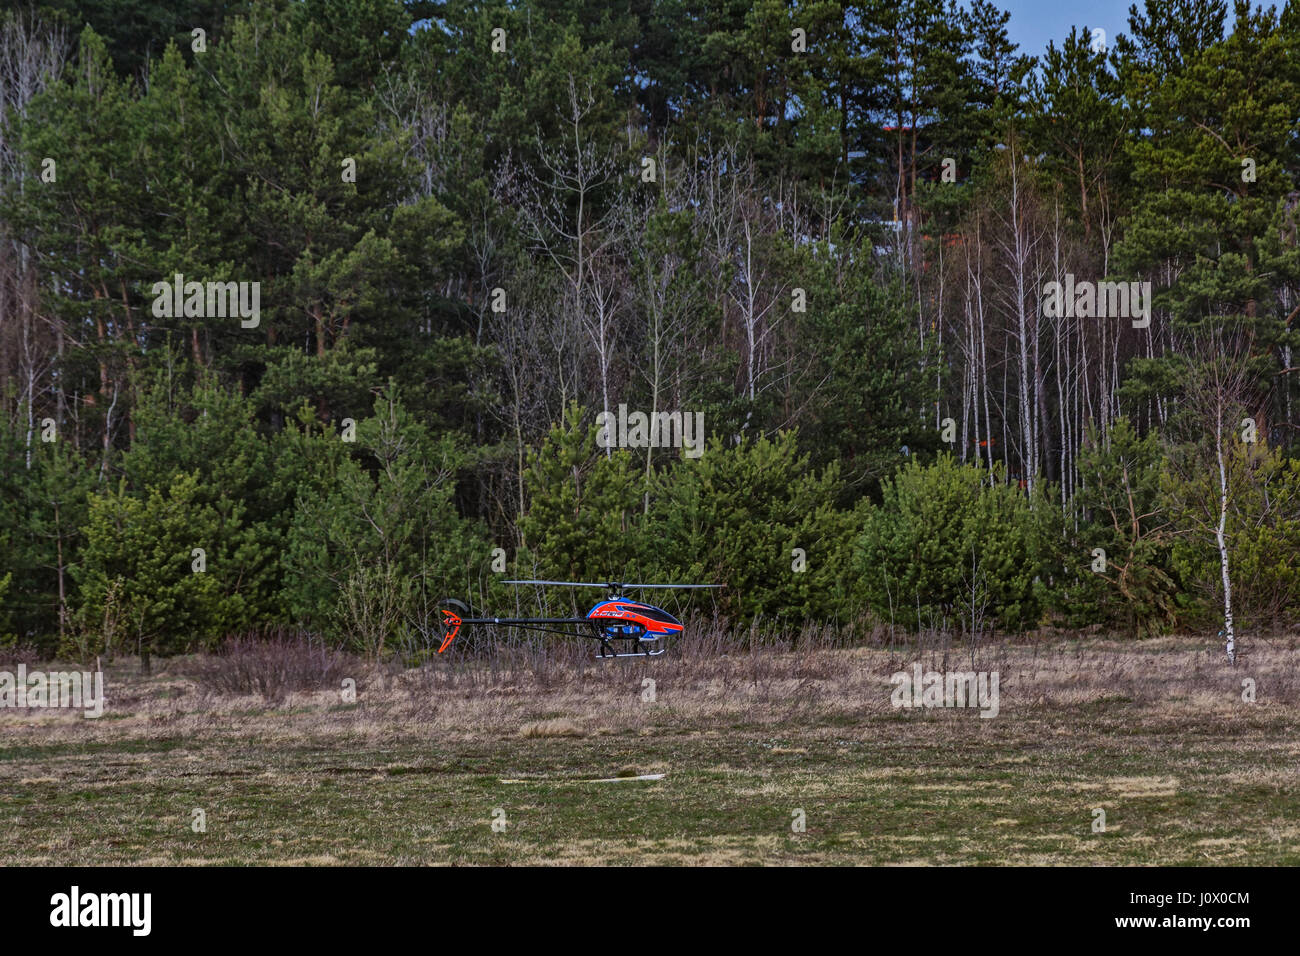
436,598,469,653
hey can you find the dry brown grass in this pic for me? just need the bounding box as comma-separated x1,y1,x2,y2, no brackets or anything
7,626,1300,748
519,718,585,738
2,626,1298,865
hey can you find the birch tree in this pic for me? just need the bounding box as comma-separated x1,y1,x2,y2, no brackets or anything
1163,338,1258,663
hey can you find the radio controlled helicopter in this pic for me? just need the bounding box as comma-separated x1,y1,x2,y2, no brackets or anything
435,579,720,659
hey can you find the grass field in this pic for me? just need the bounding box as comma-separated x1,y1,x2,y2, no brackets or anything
3,633,1299,865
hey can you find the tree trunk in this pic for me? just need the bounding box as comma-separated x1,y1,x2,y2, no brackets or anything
1215,425,1235,665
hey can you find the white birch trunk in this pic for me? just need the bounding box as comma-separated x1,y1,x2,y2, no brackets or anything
1215,416,1235,665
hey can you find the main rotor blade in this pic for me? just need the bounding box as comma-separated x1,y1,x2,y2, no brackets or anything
503,579,610,588
503,580,722,590
619,583,722,589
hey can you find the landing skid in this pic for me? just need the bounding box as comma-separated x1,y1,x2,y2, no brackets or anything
595,645,667,660
595,634,665,660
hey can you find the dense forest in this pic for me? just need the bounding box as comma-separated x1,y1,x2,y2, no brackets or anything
2,0,1299,662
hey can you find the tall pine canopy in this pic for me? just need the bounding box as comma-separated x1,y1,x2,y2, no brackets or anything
3,0,1300,658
